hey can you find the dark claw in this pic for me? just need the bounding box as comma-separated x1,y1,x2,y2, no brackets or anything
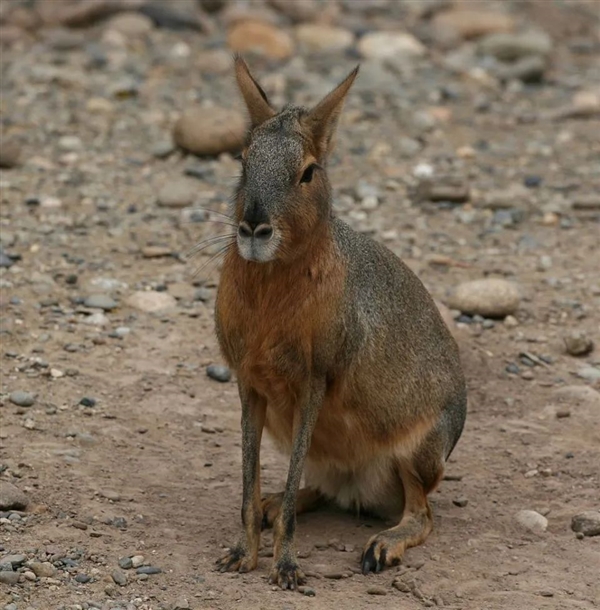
269,559,305,590
361,542,386,574
361,544,377,574
215,546,244,572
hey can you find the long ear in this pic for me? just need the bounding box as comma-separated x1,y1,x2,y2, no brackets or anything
306,66,359,160
234,54,276,129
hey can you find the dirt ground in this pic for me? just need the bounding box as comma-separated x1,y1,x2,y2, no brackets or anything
1,1,599,609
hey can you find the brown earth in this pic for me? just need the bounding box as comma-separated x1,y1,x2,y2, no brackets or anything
1,1,599,609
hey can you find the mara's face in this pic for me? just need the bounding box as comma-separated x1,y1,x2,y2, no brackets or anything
234,108,330,263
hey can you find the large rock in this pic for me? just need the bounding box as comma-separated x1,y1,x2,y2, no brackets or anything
447,279,520,318
266,0,319,23
478,31,552,61
358,31,425,60
173,106,246,157
30,561,56,578
0,571,20,585
227,20,294,60
295,24,354,53
157,178,198,209
84,294,117,311
0,139,22,168
432,9,515,47
105,12,154,37
515,510,548,534
495,55,547,84
571,511,600,537
126,291,177,313
553,385,600,406
0,481,29,510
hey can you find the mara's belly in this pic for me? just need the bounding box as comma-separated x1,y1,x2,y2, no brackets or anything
264,390,438,472
265,404,371,466
264,395,404,469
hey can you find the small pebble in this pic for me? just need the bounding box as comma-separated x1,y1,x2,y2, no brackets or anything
111,569,128,586
75,573,91,583
131,555,145,568
79,397,97,408
30,561,56,577
136,565,161,575
571,511,600,537
453,496,469,507
393,579,411,592
206,364,231,383
152,141,176,159
9,391,35,407
114,326,131,338
564,331,594,356
84,294,117,311
298,586,316,596
118,557,133,570
524,175,542,188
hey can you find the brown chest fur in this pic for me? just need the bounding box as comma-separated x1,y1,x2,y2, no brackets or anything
215,243,362,457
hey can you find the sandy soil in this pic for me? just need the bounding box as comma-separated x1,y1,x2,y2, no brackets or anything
1,1,599,609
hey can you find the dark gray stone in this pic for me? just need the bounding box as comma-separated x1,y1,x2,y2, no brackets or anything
9,391,35,407
206,364,231,383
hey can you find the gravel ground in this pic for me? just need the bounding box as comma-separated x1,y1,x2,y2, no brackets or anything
1,1,599,609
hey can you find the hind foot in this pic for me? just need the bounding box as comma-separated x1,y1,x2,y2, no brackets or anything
361,507,433,574
216,545,257,573
261,487,324,529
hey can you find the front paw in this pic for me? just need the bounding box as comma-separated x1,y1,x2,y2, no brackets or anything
216,545,257,573
269,558,306,590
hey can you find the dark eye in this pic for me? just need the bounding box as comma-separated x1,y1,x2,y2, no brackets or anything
300,164,316,184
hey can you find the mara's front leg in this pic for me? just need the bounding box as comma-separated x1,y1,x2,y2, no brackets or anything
217,383,266,573
270,379,325,590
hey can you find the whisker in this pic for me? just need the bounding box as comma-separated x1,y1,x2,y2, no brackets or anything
180,217,237,229
185,205,235,222
191,243,232,281
184,234,236,260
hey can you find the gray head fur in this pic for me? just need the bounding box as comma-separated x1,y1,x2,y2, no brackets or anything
233,57,358,263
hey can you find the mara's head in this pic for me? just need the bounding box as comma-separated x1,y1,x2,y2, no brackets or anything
232,56,358,263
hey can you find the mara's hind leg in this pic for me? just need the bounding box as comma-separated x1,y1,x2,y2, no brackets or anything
361,434,444,574
261,487,324,529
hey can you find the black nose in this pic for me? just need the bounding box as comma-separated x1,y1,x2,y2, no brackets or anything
238,221,273,241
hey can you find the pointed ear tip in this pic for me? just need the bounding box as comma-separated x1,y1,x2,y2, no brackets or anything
233,53,248,70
